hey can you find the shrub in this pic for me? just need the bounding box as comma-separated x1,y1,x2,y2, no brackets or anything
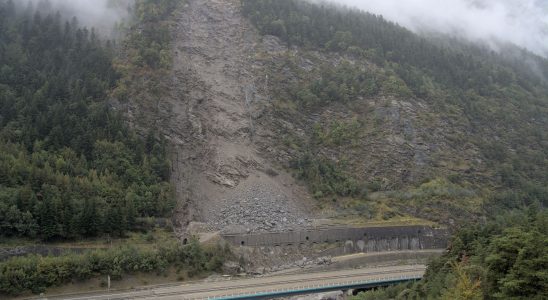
0,239,230,296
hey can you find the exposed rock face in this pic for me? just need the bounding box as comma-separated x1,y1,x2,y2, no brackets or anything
163,0,314,237
157,0,479,237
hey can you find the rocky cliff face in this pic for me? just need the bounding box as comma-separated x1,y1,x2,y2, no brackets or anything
161,0,317,236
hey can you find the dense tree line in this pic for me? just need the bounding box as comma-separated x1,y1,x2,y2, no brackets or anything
291,152,363,199
351,209,548,299
0,238,230,296
112,0,178,130
242,0,548,97
131,0,177,69
0,1,232,297
0,0,174,240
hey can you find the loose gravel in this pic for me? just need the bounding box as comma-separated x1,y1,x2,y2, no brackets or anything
208,183,312,233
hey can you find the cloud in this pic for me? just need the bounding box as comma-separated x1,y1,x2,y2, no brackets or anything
25,0,132,37
324,0,548,57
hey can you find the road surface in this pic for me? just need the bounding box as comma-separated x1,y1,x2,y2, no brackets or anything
44,265,426,300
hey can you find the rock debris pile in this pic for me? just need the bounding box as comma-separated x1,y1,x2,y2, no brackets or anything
208,183,312,233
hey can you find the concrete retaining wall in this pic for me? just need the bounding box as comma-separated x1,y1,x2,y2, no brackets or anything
221,225,448,253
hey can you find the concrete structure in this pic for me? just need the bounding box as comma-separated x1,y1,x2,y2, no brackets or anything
221,225,448,252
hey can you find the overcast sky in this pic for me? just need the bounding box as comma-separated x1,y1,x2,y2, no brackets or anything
28,0,548,58
327,0,548,58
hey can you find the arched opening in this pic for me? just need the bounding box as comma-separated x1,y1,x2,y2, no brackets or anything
182,238,188,245
241,241,245,246
305,236,309,241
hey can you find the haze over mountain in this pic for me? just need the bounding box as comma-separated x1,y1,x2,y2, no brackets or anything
326,0,548,58
23,0,130,36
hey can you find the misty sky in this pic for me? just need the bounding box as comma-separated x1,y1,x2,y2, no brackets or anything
25,0,548,58
327,0,548,57
25,0,131,36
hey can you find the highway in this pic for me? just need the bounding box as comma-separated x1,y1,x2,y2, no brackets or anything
46,265,425,300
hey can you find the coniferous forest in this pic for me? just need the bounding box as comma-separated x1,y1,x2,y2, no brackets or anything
0,0,232,296
0,0,173,241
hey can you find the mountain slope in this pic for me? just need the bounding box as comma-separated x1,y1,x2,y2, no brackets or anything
158,0,316,236
238,0,548,223
151,0,548,231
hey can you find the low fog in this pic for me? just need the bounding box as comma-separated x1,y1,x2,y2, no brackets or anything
327,0,548,58
24,0,132,37
22,0,548,58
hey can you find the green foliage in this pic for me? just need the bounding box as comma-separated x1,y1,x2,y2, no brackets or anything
326,31,353,52
0,1,173,240
485,228,548,298
389,178,480,210
312,119,361,147
124,0,177,70
287,118,369,199
381,74,413,97
440,261,482,300
291,61,380,106
243,0,548,96
112,0,179,129
352,210,547,299
291,153,364,198
244,0,548,217
350,283,420,300
0,239,230,296
135,0,177,23
421,210,547,299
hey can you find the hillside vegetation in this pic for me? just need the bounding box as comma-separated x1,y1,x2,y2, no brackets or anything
0,0,547,297
351,209,548,299
0,235,229,296
0,0,232,296
0,0,175,240
242,0,548,222
242,0,548,298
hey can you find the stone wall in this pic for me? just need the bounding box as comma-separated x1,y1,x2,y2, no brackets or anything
221,225,448,253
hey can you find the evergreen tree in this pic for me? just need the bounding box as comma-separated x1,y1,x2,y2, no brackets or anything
0,0,174,240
